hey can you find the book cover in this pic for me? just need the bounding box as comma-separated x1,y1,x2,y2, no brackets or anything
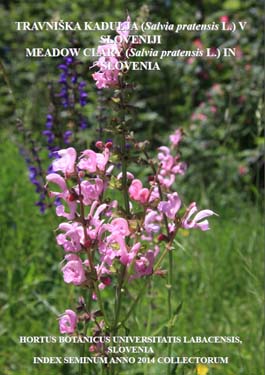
0,1,263,375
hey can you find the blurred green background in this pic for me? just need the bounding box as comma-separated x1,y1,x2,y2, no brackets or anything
0,1,263,374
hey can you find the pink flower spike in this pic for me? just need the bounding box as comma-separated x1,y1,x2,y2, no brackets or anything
158,192,182,220
182,202,217,231
59,309,77,334
52,148,77,176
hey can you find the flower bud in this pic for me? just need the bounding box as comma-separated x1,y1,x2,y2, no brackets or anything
95,141,104,149
157,233,167,242
68,193,76,202
84,239,92,248
105,141,113,149
100,276,112,286
154,269,167,277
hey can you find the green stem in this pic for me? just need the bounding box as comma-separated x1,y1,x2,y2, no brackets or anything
122,278,150,324
113,264,126,334
167,249,173,375
77,176,110,327
110,80,131,375
79,341,84,375
121,130,130,215
144,149,175,374
154,246,169,270
94,281,110,327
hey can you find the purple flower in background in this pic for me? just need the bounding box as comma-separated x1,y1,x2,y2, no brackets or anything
79,116,88,129
18,127,48,214
42,55,91,187
45,114,53,129
63,130,73,145
42,130,55,144
78,81,88,106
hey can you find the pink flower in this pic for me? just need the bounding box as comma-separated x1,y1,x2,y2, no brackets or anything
78,150,97,173
55,202,77,221
78,148,109,173
78,178,104,205
220,16,229,23
111,218,130,236
92,15,132,89
46,173,67,196
85,202,108,241
119,242,140,266
56,222,84,252
97,43,120,57
62,254,86,285
52,148,77,176
92,42,120,89
95,55,120,87
131,246,160,280
158,192,182,219
172,161,187,175
93,66,120,89
97,216,138,267
100,233,126,265
92,72,111,89
235,46,243,59
182,202,216,231
193,38,203,49
157,146,187,188
158,147,183,186
187,57,195,65
148,186,160,202
191,112,207,122
59,309,77,334
46,173,77,220
169,129,182,146
238,165,248,176
129,179,149,204
144,210,162,235
158,147,174,171
211,84,222,95
96,148,110,171
117,171,134,180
